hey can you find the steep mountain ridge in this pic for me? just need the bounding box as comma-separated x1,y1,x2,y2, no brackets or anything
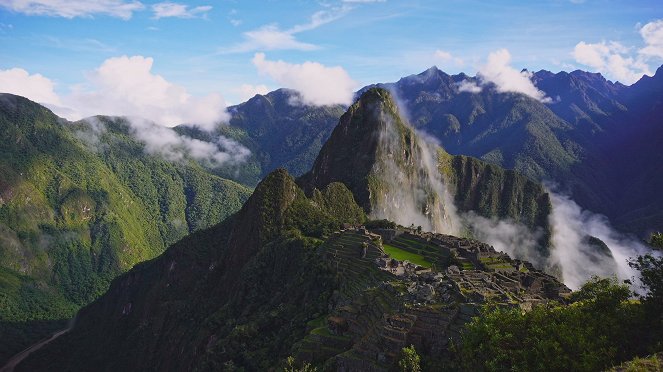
300,88,552,249
358,65,663,236
199,89,347,184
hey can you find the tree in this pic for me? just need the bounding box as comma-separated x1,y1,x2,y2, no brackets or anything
648,232,663,249
398,345,421,372
458,277,648,371
630,254,663,318
284,356,316,372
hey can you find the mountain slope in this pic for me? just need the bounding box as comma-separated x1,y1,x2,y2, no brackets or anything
361,67,580,182
185,89,346,185
18,166,571,371
17,169,366,371
0,94,251,362
299,88,552,250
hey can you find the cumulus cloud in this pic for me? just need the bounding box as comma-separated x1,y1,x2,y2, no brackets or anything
433,49,464,67
573,41,651,84
252,53,357,106
1,56,228,130
639,19,663,60
63,56,227,130
456,79,482,94
236,84,270,101
478,49,551,102
572,19,663,85
0,67,61,105
151,2,211,19
220,6,349,53
0,0,144,19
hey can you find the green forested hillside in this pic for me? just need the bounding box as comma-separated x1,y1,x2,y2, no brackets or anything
0,94,251,362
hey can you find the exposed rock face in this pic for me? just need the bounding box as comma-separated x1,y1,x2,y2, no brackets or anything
300,88,553,250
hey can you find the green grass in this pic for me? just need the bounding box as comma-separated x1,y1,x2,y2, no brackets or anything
383,243,431,268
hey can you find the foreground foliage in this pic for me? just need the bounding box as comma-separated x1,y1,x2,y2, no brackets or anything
458,266,663,371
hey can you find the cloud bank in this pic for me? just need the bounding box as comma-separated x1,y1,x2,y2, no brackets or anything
0,56,228,130
548,191,649,290
79,117,250,167
252,53,357,106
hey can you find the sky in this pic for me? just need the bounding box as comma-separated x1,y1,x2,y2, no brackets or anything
1,0,662,127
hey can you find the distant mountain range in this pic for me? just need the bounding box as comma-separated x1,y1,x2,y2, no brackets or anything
359,65,663,236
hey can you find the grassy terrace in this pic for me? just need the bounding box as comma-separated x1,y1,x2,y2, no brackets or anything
383,243,432,268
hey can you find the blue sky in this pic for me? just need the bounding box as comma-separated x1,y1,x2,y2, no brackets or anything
1,0,662,125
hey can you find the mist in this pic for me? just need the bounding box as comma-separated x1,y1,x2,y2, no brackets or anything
462,212,547,268
548,191,650,290
374,95,653,291
368,106,460,235
77,116,250,168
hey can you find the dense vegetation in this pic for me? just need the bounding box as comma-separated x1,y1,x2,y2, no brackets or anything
456,257,663,371
18,169,366,371
0,94,250,362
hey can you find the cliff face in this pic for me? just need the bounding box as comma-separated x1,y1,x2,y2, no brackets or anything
300,88,552,250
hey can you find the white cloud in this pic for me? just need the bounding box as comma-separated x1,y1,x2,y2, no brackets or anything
2,56,229,130
77,116,250,167
151,2,212,19
62,56,227,130
0,68,61,105
573,41,652,84
125,118,249,165
342,0,386,2
571,19,663,85
639,19,663,60
252,53,357,106
433,49,464,66
477,49,551,102
220,6,349,53
0,0,144,19
237,84,270,101
456,79,482,94
224,24,319,53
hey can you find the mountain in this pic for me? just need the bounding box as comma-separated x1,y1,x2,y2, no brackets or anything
359,66,663,236
17,171,569,371
359,67,580,182
0,94,251,362
181,89,346,185
299,88,552,252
